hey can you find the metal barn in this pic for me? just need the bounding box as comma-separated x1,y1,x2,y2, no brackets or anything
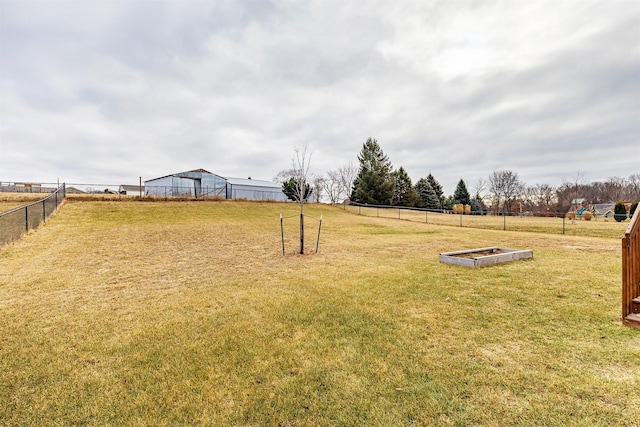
225,177,289,201
144,169,287,201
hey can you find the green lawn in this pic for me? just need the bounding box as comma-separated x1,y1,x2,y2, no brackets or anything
1,200,638,426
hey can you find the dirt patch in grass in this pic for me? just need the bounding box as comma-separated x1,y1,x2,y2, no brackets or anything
447,248,507,259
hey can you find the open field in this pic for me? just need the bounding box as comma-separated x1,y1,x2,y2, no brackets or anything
345,204,631,239
0,192,48,212
1,200,639,425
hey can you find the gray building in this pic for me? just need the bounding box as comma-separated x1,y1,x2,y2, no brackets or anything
144,169,287,201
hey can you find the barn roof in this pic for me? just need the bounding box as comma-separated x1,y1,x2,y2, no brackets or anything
224,177,281,188
145,170,280,189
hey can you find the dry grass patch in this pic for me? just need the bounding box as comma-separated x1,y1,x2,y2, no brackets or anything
0,192,48,212
344,205,630,239
1,200,639,425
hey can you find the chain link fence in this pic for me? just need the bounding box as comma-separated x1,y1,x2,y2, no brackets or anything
0,184,66,248
343,202,628,237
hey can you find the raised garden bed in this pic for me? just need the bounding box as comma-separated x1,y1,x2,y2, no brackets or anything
439,246,533,267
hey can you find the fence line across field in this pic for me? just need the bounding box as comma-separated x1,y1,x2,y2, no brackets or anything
343,202,626,236
0,184,66,248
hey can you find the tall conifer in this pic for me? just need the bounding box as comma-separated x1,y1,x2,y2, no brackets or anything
351,138,394,205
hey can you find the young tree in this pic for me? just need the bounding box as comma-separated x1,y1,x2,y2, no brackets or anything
351,138,394,205
453,179,471,206
426,173,444,209
391,167,420,207
415,178,440,209
290,144,313,254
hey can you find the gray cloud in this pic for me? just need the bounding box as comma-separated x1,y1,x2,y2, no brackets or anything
1,0,638,194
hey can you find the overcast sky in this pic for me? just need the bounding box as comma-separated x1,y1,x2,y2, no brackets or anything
1,0,638,194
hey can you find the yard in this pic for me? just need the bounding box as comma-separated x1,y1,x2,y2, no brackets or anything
0,200,638,425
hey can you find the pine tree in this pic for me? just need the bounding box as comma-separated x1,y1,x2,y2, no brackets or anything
351,138,394,205
453,179,471,206
614,201,628,222
426,173,443,208
415,178,440,209
391,167,420,207
282,177,312,202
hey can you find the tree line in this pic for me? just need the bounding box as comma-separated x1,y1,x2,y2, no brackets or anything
277,138,640,217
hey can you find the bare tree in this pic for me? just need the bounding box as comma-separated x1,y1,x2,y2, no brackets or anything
337,161,358,201
559,171,586,212
528,183,557,213
291,144,313,254
603,176,627,202
488,170,524,214
322,170,344,204
322,161,358,204
472,177,487,201
273,168,297,185
628,174,640,200
312,176,324,203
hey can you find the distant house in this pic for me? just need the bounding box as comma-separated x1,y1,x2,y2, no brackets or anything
593,203,616,219
144,169,288,201
119,184,143,196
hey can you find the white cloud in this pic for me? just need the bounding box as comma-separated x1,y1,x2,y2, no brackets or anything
1,0,638,193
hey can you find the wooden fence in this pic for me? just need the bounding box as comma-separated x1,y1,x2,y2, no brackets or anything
622,207,640,328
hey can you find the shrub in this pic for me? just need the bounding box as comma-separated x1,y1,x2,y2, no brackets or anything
566,211,576,221
581,211,592,221
452,204,471,215
630,202,638,219
614,202,627,222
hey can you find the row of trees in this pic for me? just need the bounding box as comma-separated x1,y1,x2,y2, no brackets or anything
277,139,640,216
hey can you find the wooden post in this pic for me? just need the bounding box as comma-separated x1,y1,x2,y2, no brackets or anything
300,213,304,254
280,214,285,256
316,215,322,253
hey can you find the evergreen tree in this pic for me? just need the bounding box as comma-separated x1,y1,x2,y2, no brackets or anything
453,179,471,206
614,201,628,222
442,195,455,210
282,177,312,202
415,178,440,209
351,138,394,205
391,167,420,207
426,173,444,208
